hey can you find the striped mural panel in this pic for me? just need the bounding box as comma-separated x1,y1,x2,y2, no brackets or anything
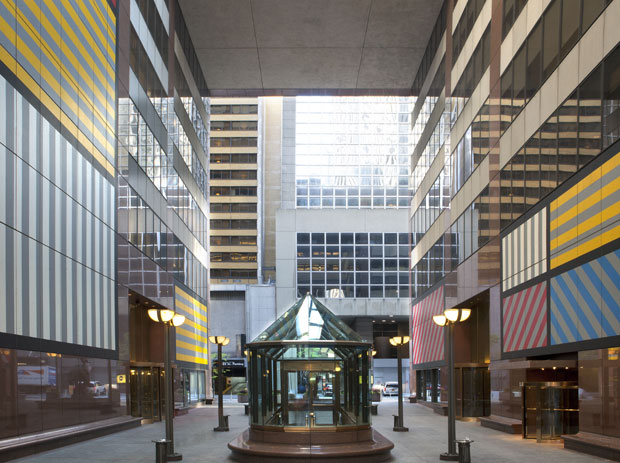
175,285,209,366
550,248,620,345
550,150,620,270
0,0,116,175
502,281,547,352
501,208,547,291
411,285,444,365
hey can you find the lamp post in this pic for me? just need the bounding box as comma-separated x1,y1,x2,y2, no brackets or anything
148,308,186,461
389,335,410,432
209,335,230,431
432,308,471,461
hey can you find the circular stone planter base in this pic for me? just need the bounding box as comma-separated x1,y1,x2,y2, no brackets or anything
228,428,394,463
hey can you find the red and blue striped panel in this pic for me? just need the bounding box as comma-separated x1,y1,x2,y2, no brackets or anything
502,281,547,352
411,285,444,365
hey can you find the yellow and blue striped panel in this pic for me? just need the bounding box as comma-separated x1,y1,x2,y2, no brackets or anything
550,248,620,345
0,0,115,175
550,150,620,269
174,285,209,366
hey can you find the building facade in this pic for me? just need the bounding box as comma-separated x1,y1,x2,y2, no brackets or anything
0,0,123,438
116,0,211,418
409,0,620,441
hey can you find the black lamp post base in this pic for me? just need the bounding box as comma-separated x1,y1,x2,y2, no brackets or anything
167,452,183,461
214,426,229,432
392,426,409,432
439,452,459,461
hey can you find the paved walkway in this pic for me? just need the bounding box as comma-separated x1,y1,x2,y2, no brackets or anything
11,398,611,462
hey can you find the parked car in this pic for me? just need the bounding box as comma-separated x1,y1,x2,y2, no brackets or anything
383,381,399,396
89,381,106,396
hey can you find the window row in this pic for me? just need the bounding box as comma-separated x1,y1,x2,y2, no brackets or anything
412,105,451,192
451,25,490,124
210,219,257,230
210,137,258,148
297,232,410,245
135,0,169,63
211,120,258,131
211,269,257,280
211,252,257,263
210,235,257,246
297,246,409,258
412,1,447,94
501,0,528,40
169,109,208,198
297,260,409,272
175,7,207,92
210,104,258,115
129,26,165,98
210,170,257,180
210,186,257,197
452,0,485,63
210,153,257,164
210,203,257,213
296,286,410,299
411,166,450,241
297,272,409,285
500,0,610,132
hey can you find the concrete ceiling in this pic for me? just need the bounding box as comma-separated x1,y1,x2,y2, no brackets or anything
178,0,443,96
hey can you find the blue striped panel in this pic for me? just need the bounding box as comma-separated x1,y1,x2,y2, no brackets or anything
550,248,620,345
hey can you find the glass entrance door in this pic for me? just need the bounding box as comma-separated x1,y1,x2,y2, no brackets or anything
129,366,164,421
282,366,337,428
522,381,579,441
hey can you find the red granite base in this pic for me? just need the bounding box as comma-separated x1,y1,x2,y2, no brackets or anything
228,427,394,463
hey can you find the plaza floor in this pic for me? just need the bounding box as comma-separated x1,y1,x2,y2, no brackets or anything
10,397,611,462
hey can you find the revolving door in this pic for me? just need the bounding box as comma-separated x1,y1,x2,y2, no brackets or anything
522,381,579,441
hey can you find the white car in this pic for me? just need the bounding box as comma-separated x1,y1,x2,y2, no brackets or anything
89,381,106,396
382,382,399,396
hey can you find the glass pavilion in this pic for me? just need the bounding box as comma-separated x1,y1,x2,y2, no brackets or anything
246,294,372,430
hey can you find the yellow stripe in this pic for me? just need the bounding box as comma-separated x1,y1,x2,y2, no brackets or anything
177,339,209,355
95,0,116,48
176,353,209,365
0,42,114,175
550,166,601,213
176,298,208,324
175,286,208,313
60,0,114,81
550,166,603,231
32,0,112,123
77,1,112,63
551,222,620,268
602,151,620,176
182,317,208,334
551,174,620,249
43,0,114,113
6,2,114,164
177,326,209,344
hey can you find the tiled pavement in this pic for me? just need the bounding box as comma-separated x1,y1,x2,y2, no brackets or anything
10,397,611,462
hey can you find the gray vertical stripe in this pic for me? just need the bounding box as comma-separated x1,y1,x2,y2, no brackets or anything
49,249,56,340
21,234,29,336
0,226,5,334
36,240,42,338
6,227,14,334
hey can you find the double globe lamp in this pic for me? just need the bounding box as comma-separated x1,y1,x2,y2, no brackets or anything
432,308,471,461
147,308,185,461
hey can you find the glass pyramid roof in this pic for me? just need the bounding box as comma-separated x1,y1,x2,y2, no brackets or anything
252,294,364,342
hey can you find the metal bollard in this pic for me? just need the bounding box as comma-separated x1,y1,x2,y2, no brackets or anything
456,438,473,463
153,439,170,463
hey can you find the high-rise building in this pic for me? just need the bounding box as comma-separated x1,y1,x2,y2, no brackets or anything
409,0,620,444
273,96,414,384
209,98,260,286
